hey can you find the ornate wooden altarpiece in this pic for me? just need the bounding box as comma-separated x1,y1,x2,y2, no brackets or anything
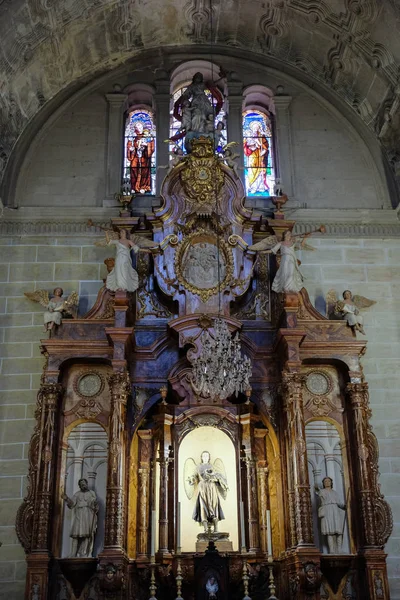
16,138,393,600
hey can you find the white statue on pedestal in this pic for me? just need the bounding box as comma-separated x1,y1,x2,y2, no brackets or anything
63,478,98,557
184,451,228,533
315,477,346,554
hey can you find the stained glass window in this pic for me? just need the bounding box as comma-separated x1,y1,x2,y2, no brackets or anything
170,86,226,155
123,109,156,195
243,109,275,197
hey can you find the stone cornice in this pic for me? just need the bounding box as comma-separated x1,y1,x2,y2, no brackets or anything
0,206,399,238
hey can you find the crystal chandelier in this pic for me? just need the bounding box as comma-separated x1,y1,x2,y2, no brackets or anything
191,318,252,400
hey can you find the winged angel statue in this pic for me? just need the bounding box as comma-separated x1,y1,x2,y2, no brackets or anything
326,289,376,335
234,227,323,293
24,288,79,332
91,223,161,293
184,451,228,533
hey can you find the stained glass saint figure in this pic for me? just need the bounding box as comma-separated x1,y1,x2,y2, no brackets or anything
243,110,275,196
124,109,156,194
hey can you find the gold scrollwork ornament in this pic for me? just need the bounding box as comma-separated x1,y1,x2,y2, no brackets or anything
180,138,224,208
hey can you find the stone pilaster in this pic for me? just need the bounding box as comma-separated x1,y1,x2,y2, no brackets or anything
105,93,128,201
226,80,245,189
273,95,294,195
154,80,171,195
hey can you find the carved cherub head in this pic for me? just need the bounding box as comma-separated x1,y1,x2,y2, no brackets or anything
53,287,63,298
343,290,352,301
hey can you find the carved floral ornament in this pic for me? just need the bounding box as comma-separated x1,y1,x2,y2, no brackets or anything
74,371,105,398
304,370,338,416
174,229,234,302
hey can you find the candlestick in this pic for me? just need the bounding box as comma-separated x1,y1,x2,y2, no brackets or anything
266,509,272,558
151,509,156,561
149,562,158,600
177,501,181,554
240,501,246,552
267,555,278,599
242,560,251,600
175,555,184,600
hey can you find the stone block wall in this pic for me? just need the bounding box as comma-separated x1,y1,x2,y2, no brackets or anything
0,234,400,598
0,234,105,600
299,236,400,599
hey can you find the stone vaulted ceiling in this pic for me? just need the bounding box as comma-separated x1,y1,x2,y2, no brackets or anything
2,0,400,190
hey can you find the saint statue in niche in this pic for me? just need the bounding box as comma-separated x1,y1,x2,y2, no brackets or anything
182,242,225,290
63,478,99,557
315,477,346,554
206,576,219,599
184,451,228,533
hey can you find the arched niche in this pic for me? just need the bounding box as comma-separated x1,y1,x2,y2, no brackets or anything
170,60,226,97
60,421,108,558
178,425,238,552
305,419,351,555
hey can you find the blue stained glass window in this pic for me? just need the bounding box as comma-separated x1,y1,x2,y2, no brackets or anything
123,109,156,195
243,109,275,197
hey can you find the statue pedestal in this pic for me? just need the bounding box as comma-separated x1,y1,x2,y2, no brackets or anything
195,532,233,553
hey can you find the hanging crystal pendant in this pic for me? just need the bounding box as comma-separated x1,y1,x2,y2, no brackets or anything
190,318,252,400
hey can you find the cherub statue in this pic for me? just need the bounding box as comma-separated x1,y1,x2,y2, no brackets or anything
24,287,78,332
184,451,228,534
220,142,240,177
169,146,185,169
93,226,161,293
326,289,376,335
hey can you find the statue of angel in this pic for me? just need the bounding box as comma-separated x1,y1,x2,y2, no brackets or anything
326,289,375,335
184,451,228,534
24,287,78,332
244,230,311,293
93,226,161,293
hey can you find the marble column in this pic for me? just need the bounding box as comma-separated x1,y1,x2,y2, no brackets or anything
273,95,294,196
105,93,128,202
